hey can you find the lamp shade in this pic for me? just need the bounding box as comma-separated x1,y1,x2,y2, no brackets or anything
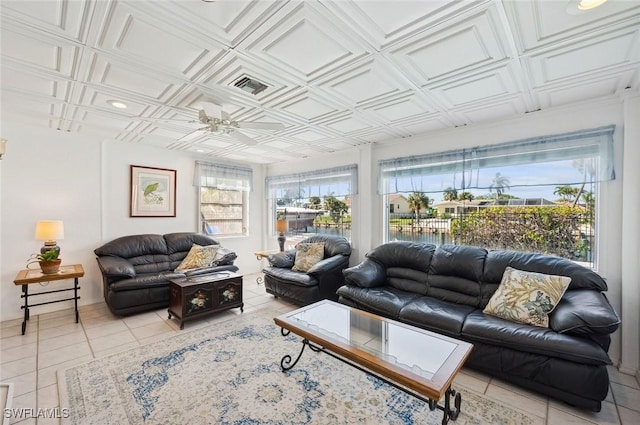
35,220,65,241
276,219,287,233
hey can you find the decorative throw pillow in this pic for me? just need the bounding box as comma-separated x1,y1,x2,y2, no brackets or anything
483,267,571,328
211,247,237,266
292,242,325,273
175,244,218,272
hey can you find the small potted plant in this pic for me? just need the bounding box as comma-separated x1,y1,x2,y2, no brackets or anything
27,249,61,274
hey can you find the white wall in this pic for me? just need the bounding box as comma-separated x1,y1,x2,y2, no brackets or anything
0,123,264,323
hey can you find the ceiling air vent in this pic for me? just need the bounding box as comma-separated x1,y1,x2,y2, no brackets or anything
232,76,268,95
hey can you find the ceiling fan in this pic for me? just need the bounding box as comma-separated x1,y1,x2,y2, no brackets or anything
178,105,285,146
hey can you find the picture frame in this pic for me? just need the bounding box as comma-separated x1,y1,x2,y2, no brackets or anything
130,165,176,217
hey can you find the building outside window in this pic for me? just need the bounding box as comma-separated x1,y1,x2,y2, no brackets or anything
195,161,252,237
379,126,615,268
266,165,358,241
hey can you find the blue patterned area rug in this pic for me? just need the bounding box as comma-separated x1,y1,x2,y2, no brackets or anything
58,314,536,425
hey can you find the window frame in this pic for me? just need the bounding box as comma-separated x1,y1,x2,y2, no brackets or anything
195,161,252,238
379,126,615,268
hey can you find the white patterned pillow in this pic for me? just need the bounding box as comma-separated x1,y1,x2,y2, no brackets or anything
292,243,325,273
483,267,571,328
175,244,218,272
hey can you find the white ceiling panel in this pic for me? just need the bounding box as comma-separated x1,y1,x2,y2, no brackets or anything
1,0,639,163
438,67,517,106
389,6,510,87
0,0,89,41
527,30,639,85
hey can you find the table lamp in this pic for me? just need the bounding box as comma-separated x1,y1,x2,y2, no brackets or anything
35,220,65,255
276,218,287,252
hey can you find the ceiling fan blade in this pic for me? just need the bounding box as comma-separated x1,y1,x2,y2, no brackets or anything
198,109,210,124
177,127,207,142
221,110,231,121
228,130,257,146
237,122,285,131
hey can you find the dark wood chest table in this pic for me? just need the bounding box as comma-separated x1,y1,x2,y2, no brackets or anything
168,271,243,329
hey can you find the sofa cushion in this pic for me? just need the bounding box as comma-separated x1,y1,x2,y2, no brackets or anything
483,249,607,292
366,241,435,272
110,271,186,292
550,290,621,336
174,244,218,272
336,285,419,319
94,234,168,257
483,267,571,328
462,311,612,366
399,297,475,336
262,267,318,287
292,242,325,272
427,245,487,307
164,232,218,255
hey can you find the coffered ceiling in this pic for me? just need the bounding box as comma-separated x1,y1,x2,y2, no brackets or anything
1,0,639,164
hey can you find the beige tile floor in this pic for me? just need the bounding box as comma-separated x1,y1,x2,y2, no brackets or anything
1,272,639,425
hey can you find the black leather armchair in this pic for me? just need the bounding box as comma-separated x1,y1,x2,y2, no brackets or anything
262,235,351,305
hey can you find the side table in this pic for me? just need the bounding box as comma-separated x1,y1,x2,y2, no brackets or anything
13,264,84,335
253,250,279,284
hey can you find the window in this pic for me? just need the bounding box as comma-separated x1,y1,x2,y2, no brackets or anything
194,161,252,236
266,165,358,240
379,126,615,266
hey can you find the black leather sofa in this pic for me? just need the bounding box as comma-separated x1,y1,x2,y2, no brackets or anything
262,234,351,305
337,242,620,412
94,232,238,316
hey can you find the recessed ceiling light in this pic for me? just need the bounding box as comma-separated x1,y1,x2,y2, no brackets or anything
107,100,128,109
566,0,608,14
578,0,608,10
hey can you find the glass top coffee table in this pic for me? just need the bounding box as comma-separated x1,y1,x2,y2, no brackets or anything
274,300,473,424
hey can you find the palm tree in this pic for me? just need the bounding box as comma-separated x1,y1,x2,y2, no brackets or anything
572,159,596,207
554,186,579,202
489,172,511,199
443,187,458,201
458,191,474,201
407,192,431,224
309,196,322,209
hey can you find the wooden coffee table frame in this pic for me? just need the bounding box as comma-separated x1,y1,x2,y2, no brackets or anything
274,300,473,425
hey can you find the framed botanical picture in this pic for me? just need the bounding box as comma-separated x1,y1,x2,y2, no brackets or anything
130,165,176,217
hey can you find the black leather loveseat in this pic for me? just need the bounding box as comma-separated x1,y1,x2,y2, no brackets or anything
337,242,620,412
262,234,351,305
95,232,238,316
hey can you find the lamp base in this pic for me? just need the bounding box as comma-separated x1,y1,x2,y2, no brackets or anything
277,233,286,252
40,242,60,255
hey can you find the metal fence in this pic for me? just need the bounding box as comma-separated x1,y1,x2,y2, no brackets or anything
388,208,594,265
212,206,594,266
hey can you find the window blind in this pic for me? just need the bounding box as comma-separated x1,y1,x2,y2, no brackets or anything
194,161,253,191
378,126,615,195
266,164,358,200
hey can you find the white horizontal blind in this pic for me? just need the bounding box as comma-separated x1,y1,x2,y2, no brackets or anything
266,164,358,199
378,126,615,195
194,161,253,191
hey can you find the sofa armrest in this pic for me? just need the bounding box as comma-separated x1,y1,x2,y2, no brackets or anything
185,264,239,276
96,256,136,279
343,258,386,288
307,254,349,275
550,290,621,336
268,249,296,268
